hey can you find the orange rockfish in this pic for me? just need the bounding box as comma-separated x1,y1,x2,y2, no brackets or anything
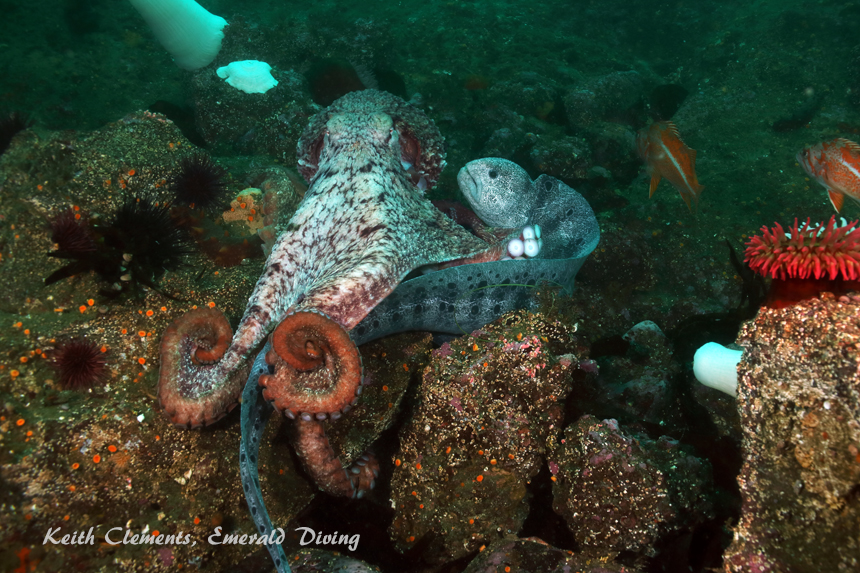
797,138,860,213
636,121,704,211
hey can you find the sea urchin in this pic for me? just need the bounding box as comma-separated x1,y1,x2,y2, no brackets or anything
168,154,229,209
103,195,192,286
45,195,193,297
49,208,96,255
45,208,99,286
744,215,860,306
51,338,108,390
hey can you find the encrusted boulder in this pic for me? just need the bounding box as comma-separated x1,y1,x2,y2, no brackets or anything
725,294,860,572
529,135,593,181
388,311,576,563
548,415,713,555
288,548,382,572
462,537,641,573
563,71,644,129
190,66,317,159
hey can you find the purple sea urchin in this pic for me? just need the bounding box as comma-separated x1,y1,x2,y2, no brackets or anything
45,209,100,286
49,209,96,255
51,338,108,390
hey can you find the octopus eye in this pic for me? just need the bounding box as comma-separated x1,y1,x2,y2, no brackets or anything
488,170,499,179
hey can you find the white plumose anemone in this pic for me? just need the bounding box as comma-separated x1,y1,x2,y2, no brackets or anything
693,342,742,397
129,0,227,71
216,61,279,94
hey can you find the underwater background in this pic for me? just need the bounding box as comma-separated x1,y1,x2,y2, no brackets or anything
1,0,859,572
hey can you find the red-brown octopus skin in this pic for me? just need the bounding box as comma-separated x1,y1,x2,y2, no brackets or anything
259,311,363,419
293,418,380,498
158,308,242,429
157,90,500,494
261,311,379,496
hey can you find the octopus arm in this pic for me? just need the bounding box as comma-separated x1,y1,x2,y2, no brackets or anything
158,309,254,428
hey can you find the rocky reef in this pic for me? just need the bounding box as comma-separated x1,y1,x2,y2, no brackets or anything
726,293,860,572
388,311,576,563
549,415,713,555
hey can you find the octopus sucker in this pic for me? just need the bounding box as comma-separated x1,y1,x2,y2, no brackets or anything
260,311,362,417
158,308,246,428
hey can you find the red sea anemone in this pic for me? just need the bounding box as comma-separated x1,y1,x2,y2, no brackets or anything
744,215,860,307
51,338,108,390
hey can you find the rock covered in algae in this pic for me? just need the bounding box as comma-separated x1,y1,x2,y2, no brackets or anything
288,547,382,572
462,537,640,573
547,415,713,555
0,109,312,572
725,293,860,572
191,59,316,158
388,310,576,563
600,320,679,424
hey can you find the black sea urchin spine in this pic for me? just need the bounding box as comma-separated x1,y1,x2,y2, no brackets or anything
169,154,229,210
101,195,194,290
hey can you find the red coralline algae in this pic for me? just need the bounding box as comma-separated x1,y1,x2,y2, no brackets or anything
744,215,860,280
744,216,860,307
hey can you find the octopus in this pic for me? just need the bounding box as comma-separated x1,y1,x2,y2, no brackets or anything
158,90,503,499
237,152,601,573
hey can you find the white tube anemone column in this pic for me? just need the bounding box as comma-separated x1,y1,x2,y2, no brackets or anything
693,342,743,397
129,0,228,70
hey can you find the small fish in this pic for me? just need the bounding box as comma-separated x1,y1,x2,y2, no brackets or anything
636,121,704,211
796,138,860,213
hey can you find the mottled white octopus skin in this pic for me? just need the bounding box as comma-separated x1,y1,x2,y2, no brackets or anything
170,94,493,407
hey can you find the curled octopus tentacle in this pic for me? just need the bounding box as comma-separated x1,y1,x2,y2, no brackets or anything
158,308,243,429
259,310,363,420
259,310,378,497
